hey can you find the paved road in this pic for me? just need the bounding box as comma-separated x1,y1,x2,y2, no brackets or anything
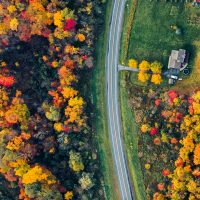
118,65,139,72
105,0,134,200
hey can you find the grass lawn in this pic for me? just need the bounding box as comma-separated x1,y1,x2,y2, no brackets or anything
90,0,121,199
173,41,200,94
119,71,146,200
121,1,200,91
128,1,200,66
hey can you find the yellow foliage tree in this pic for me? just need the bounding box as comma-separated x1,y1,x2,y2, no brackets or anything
54,11,63,28
138,72,150,83
22,165,52,184
10,18,19,31
65,191,73,200
139,60,150,71
54,122,63,132
153,192,165,200
14,162,30,177
7,5,17,13
61,87,78,99
65,97,85,127
194,144,200,165
76,33,85,42
128,59,138,68
6,136,23,151
190,91,200,115
140,124,150,133
192,91,200,102
168,96,200,199
151,74,162,85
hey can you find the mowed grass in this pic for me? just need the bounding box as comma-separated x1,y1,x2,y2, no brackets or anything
119,71,146,200
173,41,200,94
128,1,200,66
90,0,121,199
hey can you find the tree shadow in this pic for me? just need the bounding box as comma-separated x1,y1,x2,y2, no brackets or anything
0,36,56,114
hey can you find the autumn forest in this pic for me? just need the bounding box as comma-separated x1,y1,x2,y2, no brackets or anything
0,0,105,199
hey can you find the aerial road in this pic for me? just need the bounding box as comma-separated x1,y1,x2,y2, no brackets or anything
105,0,134,200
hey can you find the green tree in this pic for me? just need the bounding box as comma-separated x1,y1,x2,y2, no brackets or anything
150,61,163,74
69,150,84,172
24,183,41,199
37,187,63,200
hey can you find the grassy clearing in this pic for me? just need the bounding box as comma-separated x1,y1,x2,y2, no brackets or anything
173,41,200,94
90,1,120,199
119,71,146,200
128,1,200,66
126,1,200,94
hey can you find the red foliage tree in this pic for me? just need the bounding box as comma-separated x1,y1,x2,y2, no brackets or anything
0,76,15,87
150,127,158,136
63,19,76,31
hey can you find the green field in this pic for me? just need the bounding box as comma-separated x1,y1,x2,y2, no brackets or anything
90,0,121,199
173,42,200,94
128,1,200,66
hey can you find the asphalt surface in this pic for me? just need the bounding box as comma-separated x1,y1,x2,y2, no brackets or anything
105,0,134,199
118,65,139,72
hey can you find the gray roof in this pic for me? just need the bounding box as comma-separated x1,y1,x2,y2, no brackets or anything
178,49,186,62
168,49,186,69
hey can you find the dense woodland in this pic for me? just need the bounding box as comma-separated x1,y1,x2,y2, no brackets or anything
0,0,106,199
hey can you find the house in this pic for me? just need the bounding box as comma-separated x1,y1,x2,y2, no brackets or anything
165,49,189,84
168,49,188,70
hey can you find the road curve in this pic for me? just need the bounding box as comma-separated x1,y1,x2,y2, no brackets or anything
105,0,134,200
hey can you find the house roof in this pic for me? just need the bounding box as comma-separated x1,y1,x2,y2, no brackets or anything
171,50,179,60
168,55,182,69
178,49,186,62
168,49,186,69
